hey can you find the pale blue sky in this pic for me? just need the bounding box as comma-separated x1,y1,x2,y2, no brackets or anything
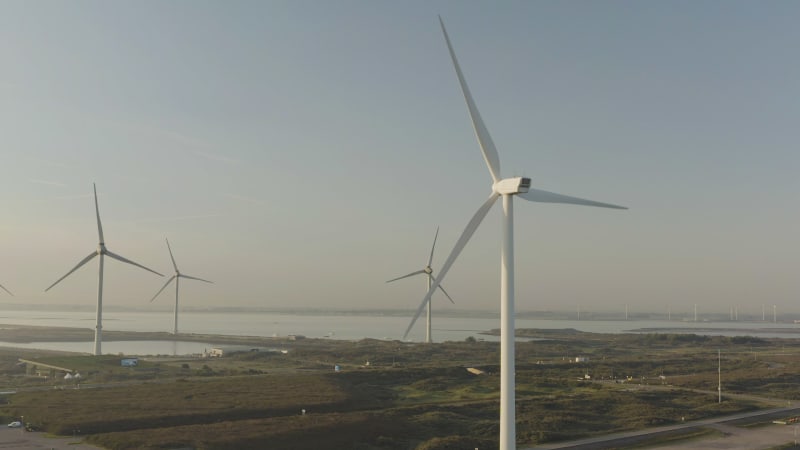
0,1,797,322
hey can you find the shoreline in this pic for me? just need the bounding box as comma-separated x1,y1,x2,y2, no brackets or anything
630,326,800,335
0,323,305,347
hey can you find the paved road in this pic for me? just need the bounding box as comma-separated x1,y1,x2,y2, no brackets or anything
668,422,800,450
529,406,800,449
0,427,102,450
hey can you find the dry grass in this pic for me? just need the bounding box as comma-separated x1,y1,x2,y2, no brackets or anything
0,328,798,449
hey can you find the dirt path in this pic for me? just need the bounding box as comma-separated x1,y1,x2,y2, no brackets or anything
0,428,104,450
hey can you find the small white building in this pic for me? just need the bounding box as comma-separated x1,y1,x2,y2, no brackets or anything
207,346,285,358
207,347,243,357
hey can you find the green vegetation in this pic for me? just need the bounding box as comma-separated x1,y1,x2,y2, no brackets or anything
0,327,798,449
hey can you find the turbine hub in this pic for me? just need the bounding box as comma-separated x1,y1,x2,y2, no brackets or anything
492,177,531,195
424,266,433,274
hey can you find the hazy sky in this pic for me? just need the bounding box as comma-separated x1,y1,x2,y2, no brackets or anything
1,1,797,318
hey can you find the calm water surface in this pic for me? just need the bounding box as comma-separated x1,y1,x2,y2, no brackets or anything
0,310,797,355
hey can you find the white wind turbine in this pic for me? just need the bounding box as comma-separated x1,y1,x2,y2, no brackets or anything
403,18,627,450
150,238,213,334
45,183,163,355
387,227,454,343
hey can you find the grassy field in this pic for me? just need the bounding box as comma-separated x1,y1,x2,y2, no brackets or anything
0,327,797,449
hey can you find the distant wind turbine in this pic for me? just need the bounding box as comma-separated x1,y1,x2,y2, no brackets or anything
150,238,213,334
387,227,454,343
403,18,627,450
0,283,12,296
45,183,163,355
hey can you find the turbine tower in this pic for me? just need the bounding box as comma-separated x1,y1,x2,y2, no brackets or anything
46,183,163,355
404,18,627,450
150,238,213,334
387,227,454,343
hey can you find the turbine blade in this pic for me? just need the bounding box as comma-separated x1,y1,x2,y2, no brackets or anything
520,188,628,210
150,275,177,302
105,250,164,277
439,16,502,183
45,251,98,292
425,273,455,304
386,269,426,284
427,226,440,268
179,274,213,284
403,193,499,340
93,183,105,244
165,238,179,272
437,282,456,304
0,283,12,296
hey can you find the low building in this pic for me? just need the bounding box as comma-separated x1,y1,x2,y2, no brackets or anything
208,347,241,357
206,346,286,357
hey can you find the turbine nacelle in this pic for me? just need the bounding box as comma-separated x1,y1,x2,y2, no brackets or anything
492,177,531,195
46,183,164,355
422,17,627,450
150,238,213,334
388,226,456,343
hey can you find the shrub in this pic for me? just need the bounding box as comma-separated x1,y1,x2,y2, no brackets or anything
415,435,497,450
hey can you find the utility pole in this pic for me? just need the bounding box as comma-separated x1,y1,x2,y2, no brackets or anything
718,349,721,404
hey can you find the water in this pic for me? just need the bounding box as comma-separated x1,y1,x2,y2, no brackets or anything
0,309,798,355
0,339,213,355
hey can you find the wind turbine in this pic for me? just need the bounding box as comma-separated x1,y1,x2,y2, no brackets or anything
0,283,11,296
45,183,163,355
150,238,213,334
403,18,627,450
387,227,454,343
